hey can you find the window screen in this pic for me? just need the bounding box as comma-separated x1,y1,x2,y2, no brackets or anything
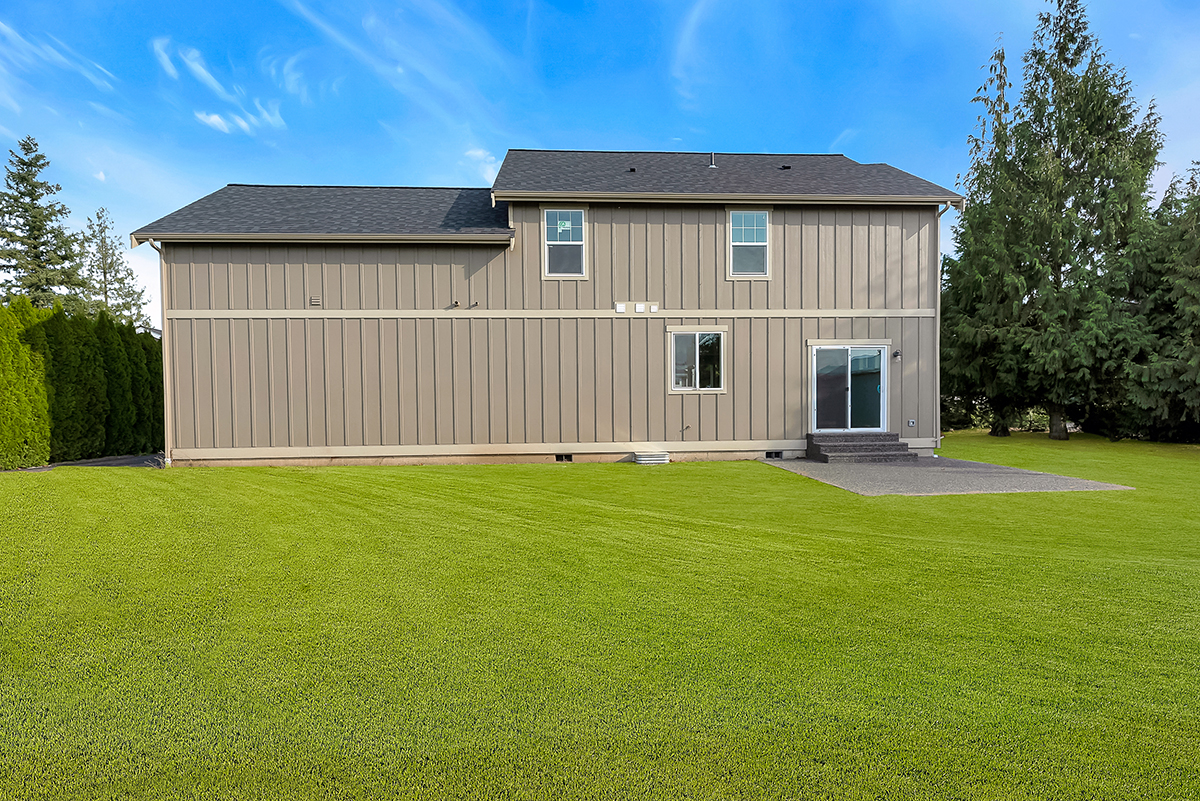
545,210,584,276
730,211,768,276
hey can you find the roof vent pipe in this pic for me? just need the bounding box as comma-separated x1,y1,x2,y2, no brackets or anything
709,152,717,168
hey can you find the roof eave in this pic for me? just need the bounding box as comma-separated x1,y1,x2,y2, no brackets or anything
130,232,515,247
490,190,964,206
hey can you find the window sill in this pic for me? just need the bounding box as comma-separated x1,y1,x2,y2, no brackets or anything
543,273,589,281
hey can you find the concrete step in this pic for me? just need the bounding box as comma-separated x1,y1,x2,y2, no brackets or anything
807,432,901,444
807,441,912,455
805,431,914,464
808,450,918,464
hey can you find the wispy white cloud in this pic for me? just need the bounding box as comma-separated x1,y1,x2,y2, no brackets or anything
671,0,716,101
282,0,518,138
263,49,313,104
88,101,128,123
464,148,498,182
284,1,404,86
405,0,519,81
229,114,252,134
0,20,116,92
254,98,285,128
151,37,178,79
179,48,240,104
190,98,285,136
0,62,20,113
262,46,354,108
155,42,287,136
46,35,116,91
829,129,858,152
194,111,230,133
93,170,106,182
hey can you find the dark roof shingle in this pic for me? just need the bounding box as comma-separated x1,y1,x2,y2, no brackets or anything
492,149,960,201
133,185,510,239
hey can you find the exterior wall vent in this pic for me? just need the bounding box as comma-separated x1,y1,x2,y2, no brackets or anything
309,295,322,307
555,454,573,462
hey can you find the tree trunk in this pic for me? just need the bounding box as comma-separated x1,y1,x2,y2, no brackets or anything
989,417,1010,437
1048,404,1069,440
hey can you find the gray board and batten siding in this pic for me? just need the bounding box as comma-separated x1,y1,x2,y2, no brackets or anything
154,199,944,465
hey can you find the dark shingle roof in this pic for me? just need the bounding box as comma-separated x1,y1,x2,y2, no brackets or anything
132,185,511,240
492,150,960,202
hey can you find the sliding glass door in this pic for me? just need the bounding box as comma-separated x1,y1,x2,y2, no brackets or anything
812,346,886,431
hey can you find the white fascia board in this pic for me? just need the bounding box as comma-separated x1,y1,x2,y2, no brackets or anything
130,232,514,246
491,191,963,206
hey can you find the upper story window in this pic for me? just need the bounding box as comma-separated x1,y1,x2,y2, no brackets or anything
544,209,585,278
729,210,768,278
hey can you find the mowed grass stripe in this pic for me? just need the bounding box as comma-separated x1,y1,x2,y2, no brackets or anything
0,432,1197,799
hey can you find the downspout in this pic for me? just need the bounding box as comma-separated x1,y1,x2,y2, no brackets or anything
507,202,515,252
933,202,958,449
132,236,173,467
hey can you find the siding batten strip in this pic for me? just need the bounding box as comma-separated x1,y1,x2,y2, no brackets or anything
166,308,936,320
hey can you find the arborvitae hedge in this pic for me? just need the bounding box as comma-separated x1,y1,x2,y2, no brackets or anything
121,324,153,455
0,300,50,468
0,297,163,468
142,331,164,452
96,312,135,456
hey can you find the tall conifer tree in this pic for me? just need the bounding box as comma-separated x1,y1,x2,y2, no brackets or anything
1126,171,1200,439
83,207,149,327
0,136,85,311
944,0,1162,439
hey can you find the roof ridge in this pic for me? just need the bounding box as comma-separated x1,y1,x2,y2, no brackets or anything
504,149,848,158
224,184,493,190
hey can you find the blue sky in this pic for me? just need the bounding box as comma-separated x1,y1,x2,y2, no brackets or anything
2,0,1199,326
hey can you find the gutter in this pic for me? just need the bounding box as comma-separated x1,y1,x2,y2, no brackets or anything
129,232,515,247
491,190,965,207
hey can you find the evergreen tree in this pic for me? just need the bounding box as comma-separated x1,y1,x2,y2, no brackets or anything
95,311,135,456
944,0,1162,439
0,300,50,468
0,137,85,312
1125,171,1200,440
120,322,153,454
942,46,1034,436
141,332,164,452
41,308,80,461
42,308,107,461
83,207,149,327
71,314,108,459
9,297,53,461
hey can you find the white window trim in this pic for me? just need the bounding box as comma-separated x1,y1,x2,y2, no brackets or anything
668,330,727,394
727,208,770,281
543,208,588,281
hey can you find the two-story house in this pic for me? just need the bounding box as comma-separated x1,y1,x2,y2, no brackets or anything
131,149,962,466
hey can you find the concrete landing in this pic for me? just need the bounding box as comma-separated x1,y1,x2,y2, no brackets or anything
768,456,1133,497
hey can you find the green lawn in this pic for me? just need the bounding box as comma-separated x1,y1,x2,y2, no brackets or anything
1,432,1198,799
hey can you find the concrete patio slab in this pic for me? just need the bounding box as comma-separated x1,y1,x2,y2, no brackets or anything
767,456,1133,497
